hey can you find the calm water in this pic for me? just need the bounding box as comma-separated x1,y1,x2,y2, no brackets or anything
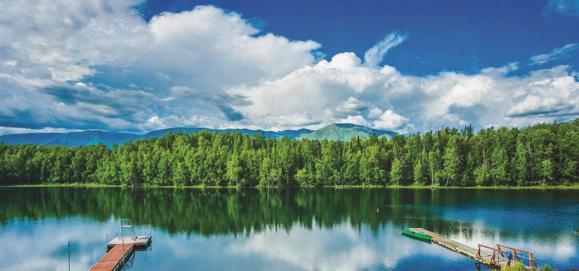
0,188,577,271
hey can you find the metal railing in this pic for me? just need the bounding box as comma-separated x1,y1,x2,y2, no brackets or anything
476,244,501,265
496,243,536,269
476,243,537,270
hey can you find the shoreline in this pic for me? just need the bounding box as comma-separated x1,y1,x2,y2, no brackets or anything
1,183,578,190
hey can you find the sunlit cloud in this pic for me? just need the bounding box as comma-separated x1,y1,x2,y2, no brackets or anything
364,32,408,67
0,1,577,134
530,43,577,65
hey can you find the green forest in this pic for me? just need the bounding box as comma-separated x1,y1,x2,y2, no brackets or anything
0,120,577,187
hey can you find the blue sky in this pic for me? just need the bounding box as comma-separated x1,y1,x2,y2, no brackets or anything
137,0,579,75
0,0,577,134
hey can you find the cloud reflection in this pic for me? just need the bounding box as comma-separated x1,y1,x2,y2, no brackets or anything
0,213,576,270
228,221,462,271
0,218,117,271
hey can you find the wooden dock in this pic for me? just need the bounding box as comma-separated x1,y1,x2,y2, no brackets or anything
90,244,135,271
409,228,536,270
107,235,152,250
90,234,151,271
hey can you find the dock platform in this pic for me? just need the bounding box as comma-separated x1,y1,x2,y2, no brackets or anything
90,244,135,271
409,228,537,270
107,235,152,250
90,234,151,271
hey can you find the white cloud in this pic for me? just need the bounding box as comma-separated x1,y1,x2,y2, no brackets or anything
364,32,407,67
229,52,391,130
373,110,409,130
506,67,578,117
145,6,319,89
0,0,148,82
530,43,577,65
0,2,319,131
0,1,577,134
0,126,78,136
231,53,578,133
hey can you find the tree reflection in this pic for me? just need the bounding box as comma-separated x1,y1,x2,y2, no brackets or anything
0,188,575,243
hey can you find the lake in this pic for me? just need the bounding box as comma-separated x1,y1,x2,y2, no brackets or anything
0,188,577,270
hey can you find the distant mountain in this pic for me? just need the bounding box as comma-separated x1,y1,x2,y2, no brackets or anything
299,123,396,141
0,130,138,147
143,127,312,140
0,124,394,147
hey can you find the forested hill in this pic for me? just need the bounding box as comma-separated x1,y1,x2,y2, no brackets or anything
0,120,577,187
301,123,397,140
0,123,391,147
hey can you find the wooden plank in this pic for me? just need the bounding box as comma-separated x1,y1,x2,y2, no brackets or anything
90,244,134,271
107,235,151,249
409,228,514,269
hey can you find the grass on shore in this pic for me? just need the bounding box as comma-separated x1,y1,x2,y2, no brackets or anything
500,262,554,271
1,183,578,190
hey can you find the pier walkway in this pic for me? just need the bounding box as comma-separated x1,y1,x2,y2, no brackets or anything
409,228,537,270
89,244,135,271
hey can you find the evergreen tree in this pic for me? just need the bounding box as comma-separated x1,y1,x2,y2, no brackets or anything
514,136,530,186
226,154,243,186
412,159,424,184
390,158,402,185
259,157,272,186
0,120,576,187
539,159,554,185
442,135,461,186
490,147,508,186
173,161,187,186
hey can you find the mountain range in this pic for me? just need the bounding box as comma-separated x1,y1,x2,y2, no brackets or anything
0,123,396,147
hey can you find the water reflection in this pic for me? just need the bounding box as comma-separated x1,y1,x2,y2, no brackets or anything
0,218,116,270
225,223,464,271
0,188,576,270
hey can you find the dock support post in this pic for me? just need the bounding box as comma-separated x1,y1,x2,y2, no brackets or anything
68,241,70,271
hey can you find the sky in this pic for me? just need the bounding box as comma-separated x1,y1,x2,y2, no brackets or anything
0,0,577,135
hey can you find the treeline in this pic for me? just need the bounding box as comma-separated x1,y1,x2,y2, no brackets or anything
0,120,577,186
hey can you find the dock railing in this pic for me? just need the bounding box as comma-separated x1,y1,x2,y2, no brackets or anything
408,228,538,270
476,244,502,265
496,243,536,270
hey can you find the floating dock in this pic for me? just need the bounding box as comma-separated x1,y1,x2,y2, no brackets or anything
408,228,537,270
90,243,135,271
90,233,152,271
107,235,152,250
